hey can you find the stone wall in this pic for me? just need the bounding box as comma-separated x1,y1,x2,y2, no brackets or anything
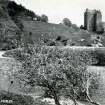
84,9,103,33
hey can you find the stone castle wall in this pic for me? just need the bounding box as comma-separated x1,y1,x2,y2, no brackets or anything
84,9,104,33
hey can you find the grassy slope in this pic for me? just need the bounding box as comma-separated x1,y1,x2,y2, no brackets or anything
22,19,105,46
21,20,91,46
0,1,20,50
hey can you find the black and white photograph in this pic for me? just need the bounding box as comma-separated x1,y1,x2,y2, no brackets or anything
0,0,105,105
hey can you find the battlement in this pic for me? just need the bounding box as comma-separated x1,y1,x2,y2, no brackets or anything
86,9,101,12
86,9,96,14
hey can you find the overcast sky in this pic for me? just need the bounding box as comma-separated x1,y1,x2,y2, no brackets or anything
13,0,105,26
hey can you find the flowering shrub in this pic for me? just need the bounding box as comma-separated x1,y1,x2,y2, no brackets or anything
13,45,99,105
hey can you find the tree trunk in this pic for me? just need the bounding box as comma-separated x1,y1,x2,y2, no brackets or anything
86,79,100,105
53,92,61,105
72,89,78,105
72,99,78,105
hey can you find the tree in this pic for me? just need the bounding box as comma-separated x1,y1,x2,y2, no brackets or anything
26,10,36,19
80,25,85,29
7,1,26,17
7,1,36,20
62,18,71,27
36,15,41,21
72,24,79,30
41,14,48,22
14,46,99,105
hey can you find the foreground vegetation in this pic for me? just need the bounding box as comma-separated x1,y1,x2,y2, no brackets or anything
6,45,100,105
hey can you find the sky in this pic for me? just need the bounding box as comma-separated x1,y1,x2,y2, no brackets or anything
13,0,105,26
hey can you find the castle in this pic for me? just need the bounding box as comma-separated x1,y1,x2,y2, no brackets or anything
84,9,105,33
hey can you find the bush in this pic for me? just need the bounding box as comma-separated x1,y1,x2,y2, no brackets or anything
33,98,51,105
41,15,48,22
62,18,71,27
91,50,105,66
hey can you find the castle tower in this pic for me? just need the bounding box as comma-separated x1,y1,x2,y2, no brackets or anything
95,10,103,32
84,9,102,32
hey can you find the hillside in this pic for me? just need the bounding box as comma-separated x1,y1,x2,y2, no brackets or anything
21,20,91,45
0,0,20,50
0,0,93,49
16,18,105,47
0,0,104,50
